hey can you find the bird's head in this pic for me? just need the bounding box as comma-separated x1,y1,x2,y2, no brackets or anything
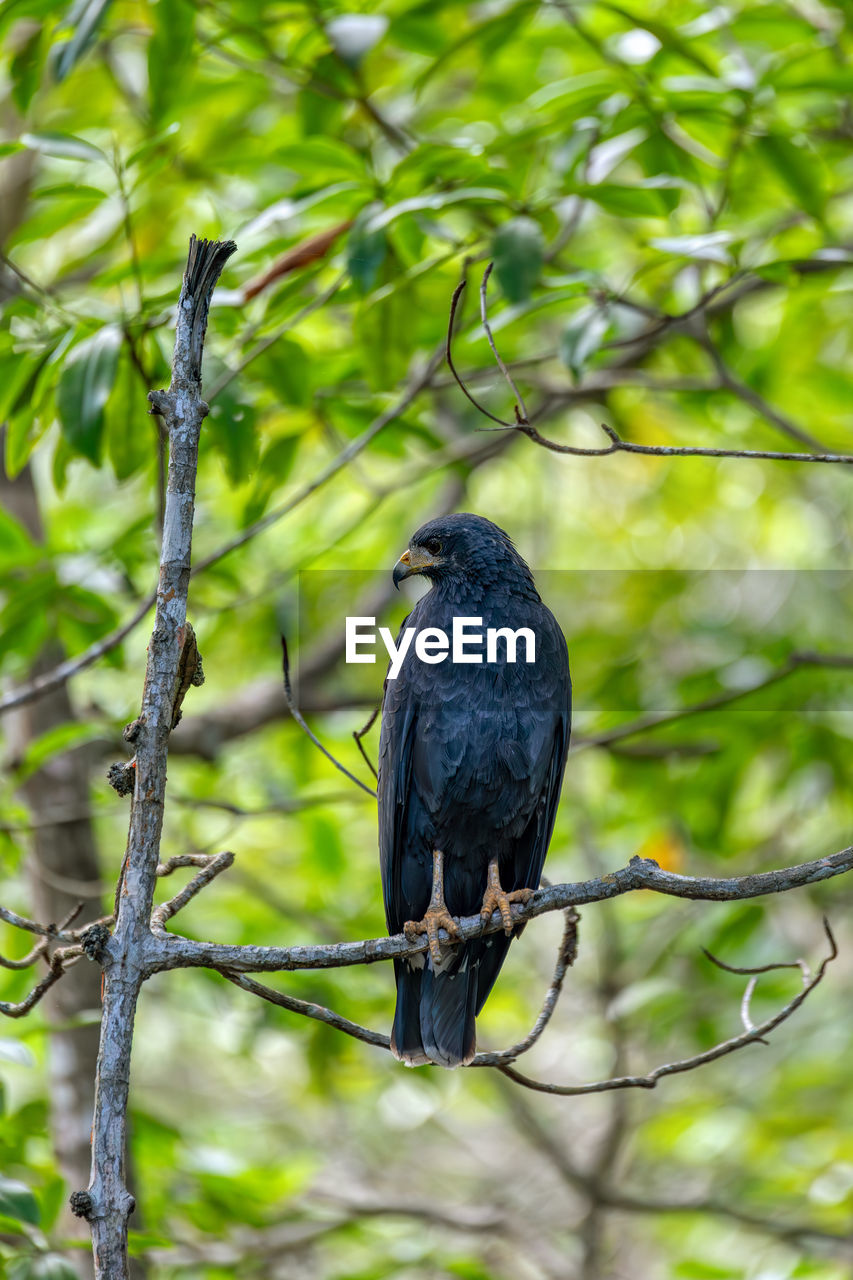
392,513,536,595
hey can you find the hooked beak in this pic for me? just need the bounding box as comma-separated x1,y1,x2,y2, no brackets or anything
392,545,440,589
392,550,412,590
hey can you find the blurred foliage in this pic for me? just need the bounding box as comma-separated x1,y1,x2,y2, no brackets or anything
1,0,852,1276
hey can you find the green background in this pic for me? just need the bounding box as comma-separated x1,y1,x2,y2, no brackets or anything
1,0,852,1276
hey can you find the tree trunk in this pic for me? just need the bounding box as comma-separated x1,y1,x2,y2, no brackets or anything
1,450,103,1278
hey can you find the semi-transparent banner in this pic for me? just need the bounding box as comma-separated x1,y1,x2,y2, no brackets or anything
286,569,852,727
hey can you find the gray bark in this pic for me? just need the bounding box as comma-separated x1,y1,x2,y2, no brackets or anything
80,236,235,1280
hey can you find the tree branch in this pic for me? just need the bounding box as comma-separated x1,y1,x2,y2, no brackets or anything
516,420,853,465
499,919,837,1096
75,235,235,1280
142,846,853,976
0,946,84,1018
473,906,579,1066
574,649,853,751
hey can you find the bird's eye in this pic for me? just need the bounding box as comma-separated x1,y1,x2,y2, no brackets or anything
423,538,442,556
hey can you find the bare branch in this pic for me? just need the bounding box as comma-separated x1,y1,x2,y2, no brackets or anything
479,261,530,424
352,705,380,780
142,846,853,976
0,595,153,717
281,637,377,798
445,271,852,464
220,970,391,1050
499,920,837,1096
526,419,853,464
0,902,86,944
473,907,580,1066
0,947,84,1018
575,649,853,751
81,235,236,1280
219,907,580,1064
156,853,228,876
445,277,516,427
151,852,236,928
0,903,82,969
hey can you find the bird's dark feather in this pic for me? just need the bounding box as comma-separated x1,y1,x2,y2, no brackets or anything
378,514,571,1067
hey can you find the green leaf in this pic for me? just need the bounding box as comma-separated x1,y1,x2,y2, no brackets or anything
559,307,610,377
148,0,195,120
14,721,106,783
10,20,46,111
0,507,37,572
650,232,733,264
365,186,507,232
52,0,115,82
577,181,681,216
347,204,387,293
491,217,544,303
755,133,825,220
255,341,313,408
105,353,151,481
20,130,107,163
206,386,259,485
0,1175,39,1226
55,325,122,465
278,138,367,183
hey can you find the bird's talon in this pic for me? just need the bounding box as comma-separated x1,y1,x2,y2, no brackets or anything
404,906,461,966
481,874,533,936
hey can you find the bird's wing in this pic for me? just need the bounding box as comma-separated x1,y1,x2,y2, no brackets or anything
514,604,572,893
377,614,420,934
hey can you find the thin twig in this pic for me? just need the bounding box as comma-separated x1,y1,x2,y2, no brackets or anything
473,908,580,1066
0,595,154,717
0,903,83,968
151,851,236,928
281,637,377,798
156,853,229,877
220,970,391,1049
480,261,529,424
575,649,853,751
499,920,837,1096
445,278,515,427
0,947,84,1018
516,420,853,465
703,943,813,1037
352,705,380,780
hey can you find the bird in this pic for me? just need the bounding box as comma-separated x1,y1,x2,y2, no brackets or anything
378,513,571,1067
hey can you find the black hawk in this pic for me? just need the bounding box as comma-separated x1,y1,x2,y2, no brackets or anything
378,513,571,1067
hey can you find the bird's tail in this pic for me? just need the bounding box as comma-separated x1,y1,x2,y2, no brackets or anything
391,936,512,1068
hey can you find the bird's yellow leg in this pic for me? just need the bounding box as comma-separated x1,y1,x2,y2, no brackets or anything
480,857,534,935
403,848,461,966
